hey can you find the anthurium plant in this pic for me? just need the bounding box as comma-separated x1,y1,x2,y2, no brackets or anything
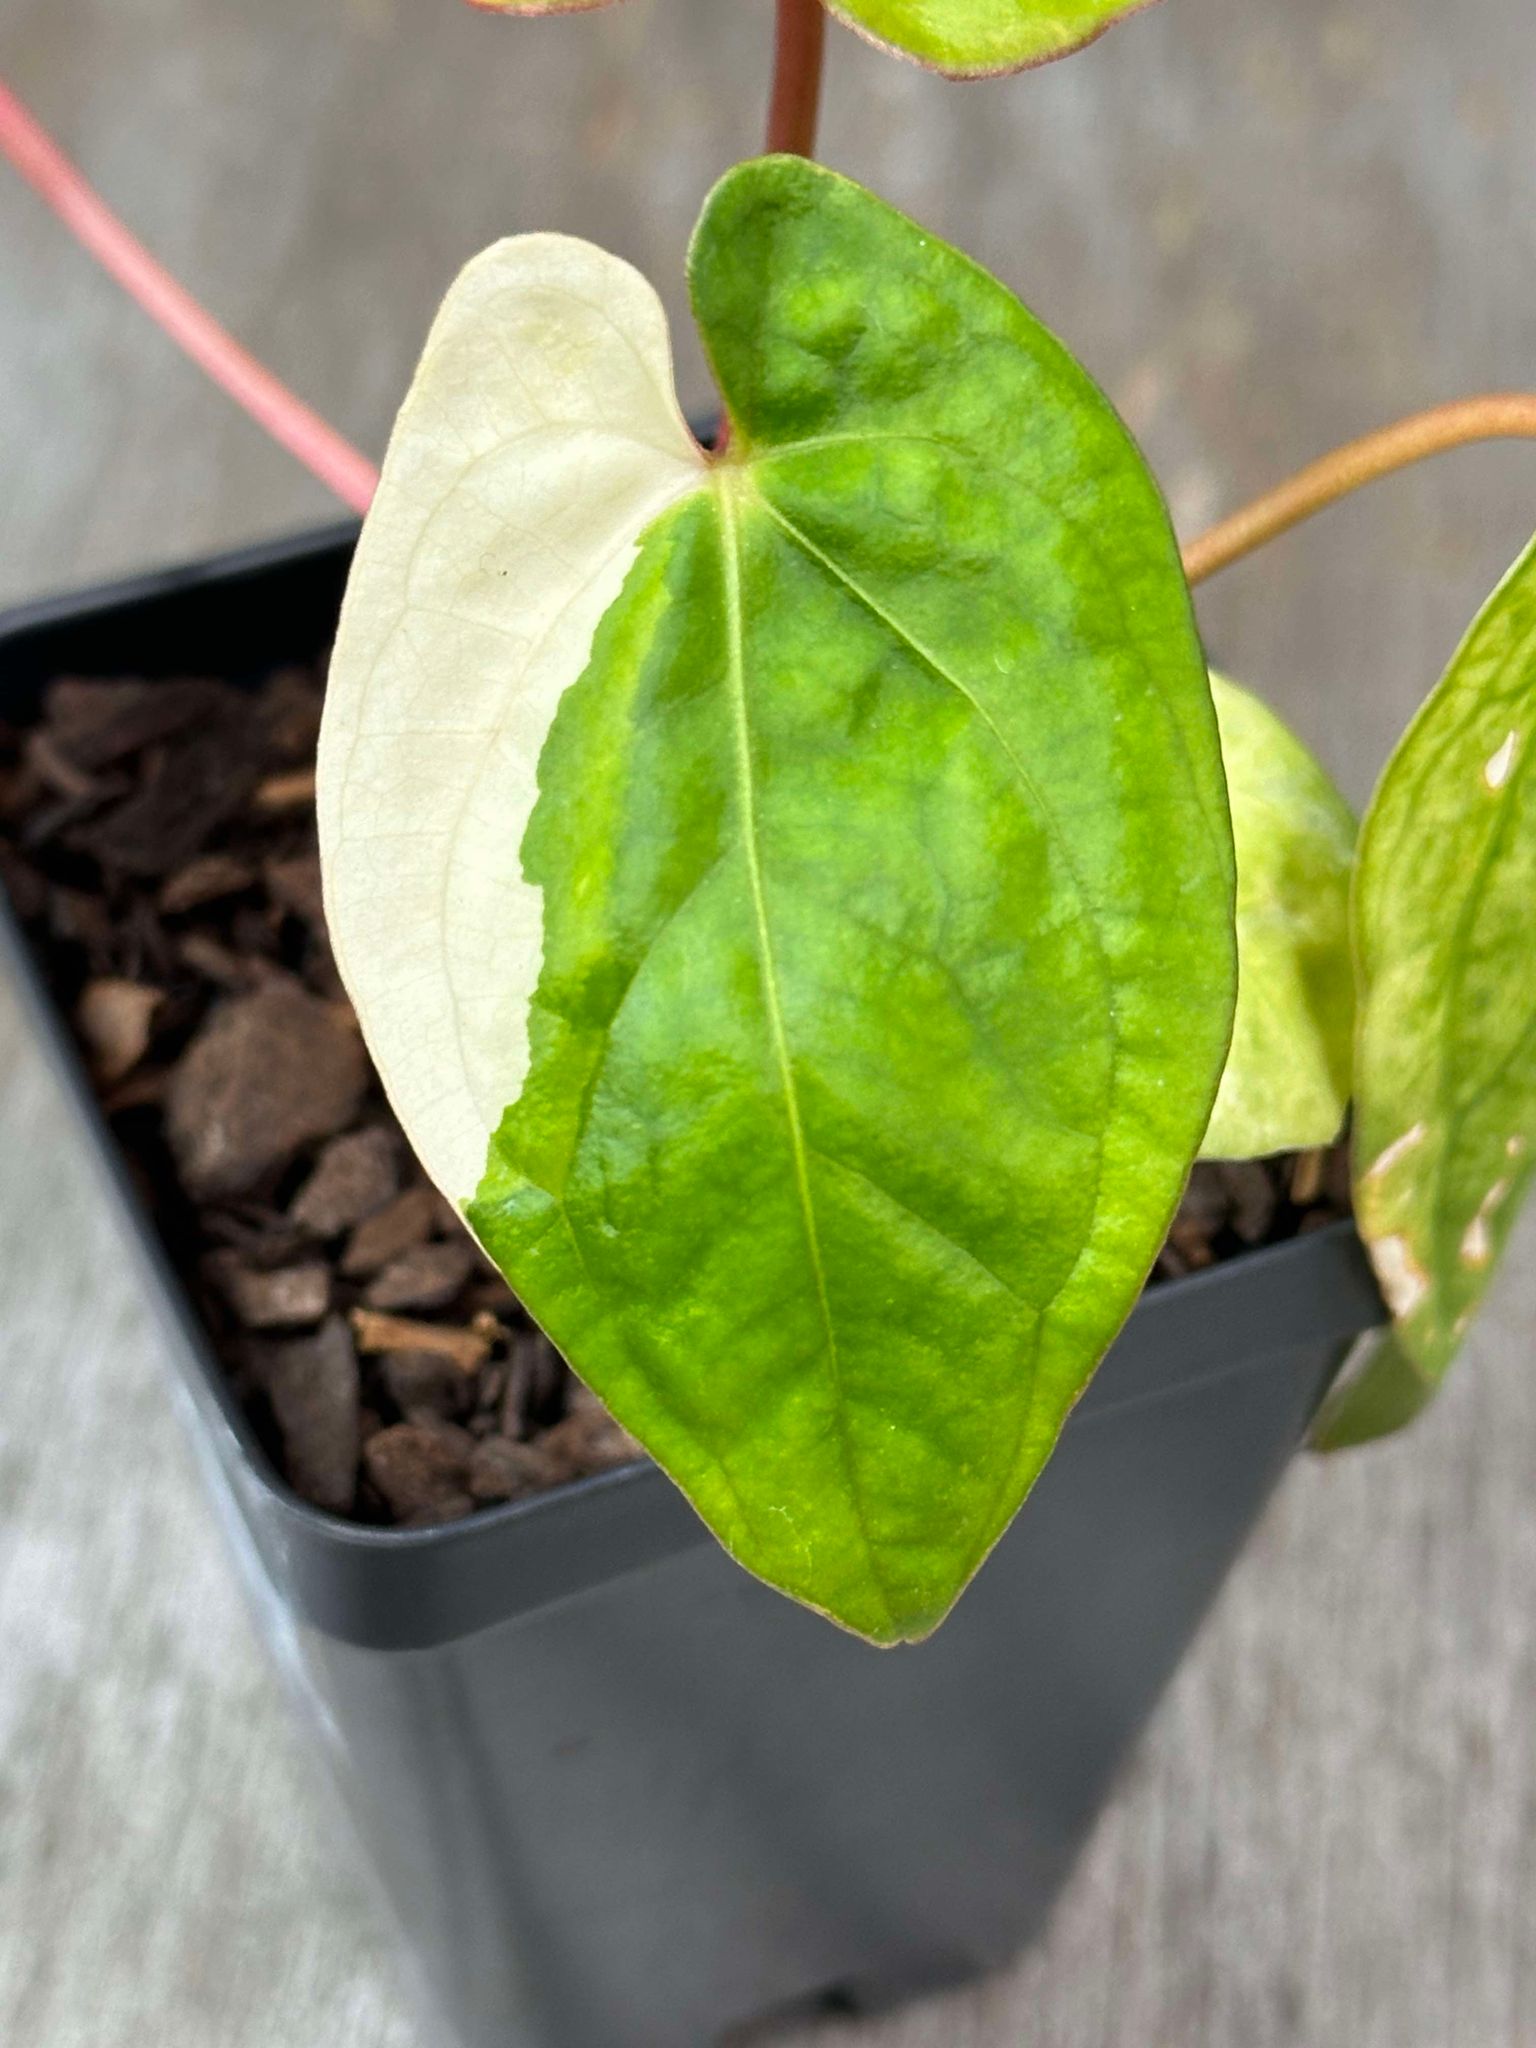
317,0,1536,1643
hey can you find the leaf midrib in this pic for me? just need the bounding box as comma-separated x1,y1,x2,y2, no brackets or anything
741,477,1135,1560
719,459,1149,1607
750,498,1113,1208
713,472,899,1635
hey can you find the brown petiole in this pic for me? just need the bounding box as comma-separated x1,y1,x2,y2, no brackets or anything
1182,393,1536,587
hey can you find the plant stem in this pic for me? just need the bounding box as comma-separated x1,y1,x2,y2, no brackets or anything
0,75,378,512
766,0,827,158
1182,394,1536,587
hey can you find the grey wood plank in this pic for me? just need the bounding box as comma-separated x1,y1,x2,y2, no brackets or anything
0,978,419,2048
1,0,1533,2041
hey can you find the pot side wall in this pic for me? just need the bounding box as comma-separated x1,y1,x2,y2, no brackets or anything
0,533,1386,2048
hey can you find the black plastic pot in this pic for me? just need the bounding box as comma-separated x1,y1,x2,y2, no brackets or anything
0,531,1386,2048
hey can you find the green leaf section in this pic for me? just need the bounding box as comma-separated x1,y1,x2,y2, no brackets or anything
464,0,1151,80
1201,673,1355,1161
1310,1332,1437,1452
1323,534,1536,1446
831,0,1154,75
469,158,1235,1642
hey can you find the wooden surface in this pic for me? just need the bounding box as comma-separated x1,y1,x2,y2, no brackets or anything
2,0,1535,2041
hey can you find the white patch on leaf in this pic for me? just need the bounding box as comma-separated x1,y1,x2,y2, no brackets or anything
1461,1177,1512,1269
1371,1234,1430,1320
1363,1121,1427,1182
1461,1215,1492,1269
1483,729,1520,790
317,236,705,1208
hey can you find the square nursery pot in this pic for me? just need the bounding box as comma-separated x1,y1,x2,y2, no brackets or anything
0,530,1387,2048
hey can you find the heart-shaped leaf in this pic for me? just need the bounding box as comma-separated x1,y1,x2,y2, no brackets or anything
1200,673,1355,1160
463,0,1153,79
1320,533,1536,1445
319,158,1235,1641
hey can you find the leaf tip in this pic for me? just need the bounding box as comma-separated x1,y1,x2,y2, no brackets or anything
1309,1331,1437,1452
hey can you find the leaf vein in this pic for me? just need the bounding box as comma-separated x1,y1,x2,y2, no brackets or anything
716,476,899,1633
806,1143,1044,1316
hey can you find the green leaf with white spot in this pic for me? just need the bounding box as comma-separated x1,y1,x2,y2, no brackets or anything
1323,533,1536,1446
1200,673,1355,1161
462,0,1151,79
320,157,1235,1642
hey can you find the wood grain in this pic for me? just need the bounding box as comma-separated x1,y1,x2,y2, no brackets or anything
1,0,1534,2041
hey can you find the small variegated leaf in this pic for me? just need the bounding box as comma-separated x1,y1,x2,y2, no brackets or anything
1200,673,1355,1161
830,0,1158,75
320,159,1235,1642
1323,533,1536,1446
462,0,1153,79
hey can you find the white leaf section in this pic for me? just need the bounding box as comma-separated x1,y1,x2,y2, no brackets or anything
317,236,706,1208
